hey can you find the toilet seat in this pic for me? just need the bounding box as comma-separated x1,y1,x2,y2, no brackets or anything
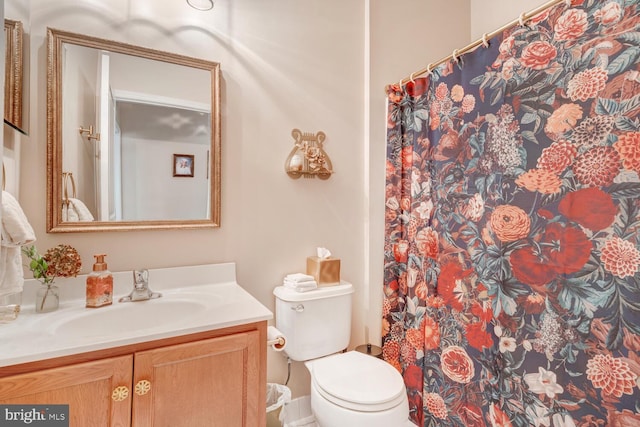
310,351,406,412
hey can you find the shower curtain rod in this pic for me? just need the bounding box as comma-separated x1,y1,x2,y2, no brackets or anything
396,0,568,87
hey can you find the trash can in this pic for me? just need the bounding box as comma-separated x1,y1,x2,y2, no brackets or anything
266,383,291,427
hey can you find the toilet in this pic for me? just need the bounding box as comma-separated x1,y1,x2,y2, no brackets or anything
274,283,409,427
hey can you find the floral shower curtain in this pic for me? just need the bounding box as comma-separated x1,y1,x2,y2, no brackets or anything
382,1,640,426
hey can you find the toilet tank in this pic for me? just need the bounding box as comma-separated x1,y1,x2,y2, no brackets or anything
273,282,353,362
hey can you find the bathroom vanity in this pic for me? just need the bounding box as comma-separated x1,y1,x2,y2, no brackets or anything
0,263,272,427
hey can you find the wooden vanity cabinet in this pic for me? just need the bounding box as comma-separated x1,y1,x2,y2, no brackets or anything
133,330,262,427
0,356,133,425
0,323,266,427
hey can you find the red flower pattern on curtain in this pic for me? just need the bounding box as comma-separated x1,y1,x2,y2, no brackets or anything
383,1,640,426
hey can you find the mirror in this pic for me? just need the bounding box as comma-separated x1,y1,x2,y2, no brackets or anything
46,28,221,232
4,19,24,132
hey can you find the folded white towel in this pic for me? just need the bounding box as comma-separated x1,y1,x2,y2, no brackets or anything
62,198,95,222
284,273,314,283
284,279,317,286
284,280,318,292
1,191,36,297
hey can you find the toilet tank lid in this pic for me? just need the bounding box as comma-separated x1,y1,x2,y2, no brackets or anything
273,281,353,302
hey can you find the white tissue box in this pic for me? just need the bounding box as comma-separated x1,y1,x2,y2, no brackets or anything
306,256,340,286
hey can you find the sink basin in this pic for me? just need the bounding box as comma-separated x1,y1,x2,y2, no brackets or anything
53,299,209,337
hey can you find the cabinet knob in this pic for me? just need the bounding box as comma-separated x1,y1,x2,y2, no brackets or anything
135,380,152,396
111,386,129,402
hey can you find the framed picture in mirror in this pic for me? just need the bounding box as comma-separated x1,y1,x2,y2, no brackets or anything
173,154,195,177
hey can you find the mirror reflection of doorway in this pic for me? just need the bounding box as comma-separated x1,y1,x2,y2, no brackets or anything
114,97,211,221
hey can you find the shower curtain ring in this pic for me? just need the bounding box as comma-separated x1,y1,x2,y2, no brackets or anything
409,72,416,84
397,79,404,91
452,49,460,63
519,12,528,26
482,33,490,48
565,0,572,6
426,63,434,76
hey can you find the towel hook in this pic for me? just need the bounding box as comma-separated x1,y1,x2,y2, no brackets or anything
79,125,100,142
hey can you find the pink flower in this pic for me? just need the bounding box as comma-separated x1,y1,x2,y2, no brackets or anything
441,346,475,383
521,41,557,70
515,169,562,194
554,9,588,41
586,354,638,397
601,237,640,278
425,393,448,419
451,85,464,102
461,193,485,222
567,67,608,101
461,94,476,113
499,36,515,56
545,103,583,134
572,146,620,187
537,140,578,175
435,82,449,100
415,227,439,259
490,205,531,242
501,58,518,80
594,2,622,25
614,132,640,175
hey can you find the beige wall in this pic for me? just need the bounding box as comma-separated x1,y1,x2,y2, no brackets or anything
471,0,552,40
3,0,549,400
10,0,365,398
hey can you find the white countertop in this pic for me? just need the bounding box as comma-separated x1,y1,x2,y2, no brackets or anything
0,263,273,367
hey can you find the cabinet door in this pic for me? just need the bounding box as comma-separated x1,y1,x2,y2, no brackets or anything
0,355,133,427
132,331,262,427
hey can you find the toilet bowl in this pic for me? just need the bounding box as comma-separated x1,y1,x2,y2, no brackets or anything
305,351,409,427
273,283,410,427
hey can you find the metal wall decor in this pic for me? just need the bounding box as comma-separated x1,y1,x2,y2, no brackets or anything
284,129,333,179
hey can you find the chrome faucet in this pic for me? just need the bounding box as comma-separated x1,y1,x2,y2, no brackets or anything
119,269,162,302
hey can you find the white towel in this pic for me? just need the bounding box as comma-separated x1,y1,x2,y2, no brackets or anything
62,198,94,222
284,280,318,292
284,273,314,283
1,191,36,297
284,279,317,286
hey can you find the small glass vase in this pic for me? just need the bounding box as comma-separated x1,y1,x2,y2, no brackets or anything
36,283,60,313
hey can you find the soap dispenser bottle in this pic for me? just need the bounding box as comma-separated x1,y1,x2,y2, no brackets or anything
86,254,113,308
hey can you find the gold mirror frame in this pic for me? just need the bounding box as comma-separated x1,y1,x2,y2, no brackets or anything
46,28,221,232
5,19,24,131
